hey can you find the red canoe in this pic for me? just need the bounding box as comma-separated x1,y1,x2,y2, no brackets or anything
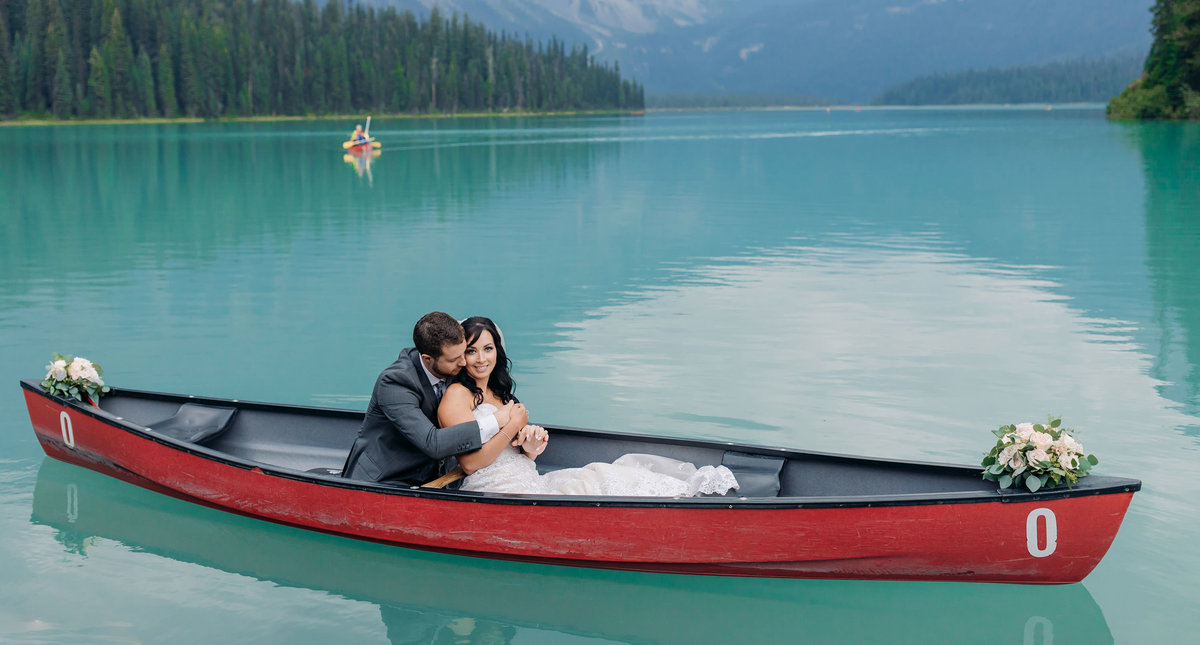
20,379,1139,583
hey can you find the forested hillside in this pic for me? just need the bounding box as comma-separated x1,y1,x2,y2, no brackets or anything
872,57,1144,106
379,0,1153,103
1108,0,1200,119
646,93,839,109
0,0,644,120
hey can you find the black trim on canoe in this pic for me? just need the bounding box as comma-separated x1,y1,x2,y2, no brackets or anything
21,379,1142,509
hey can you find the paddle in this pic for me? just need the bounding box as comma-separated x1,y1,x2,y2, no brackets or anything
423,465,465,489
342,137,377,149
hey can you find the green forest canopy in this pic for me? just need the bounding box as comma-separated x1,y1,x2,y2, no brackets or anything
1108,0,1200,120
872,57,1145,106
646,93,841,109
0,0,645,120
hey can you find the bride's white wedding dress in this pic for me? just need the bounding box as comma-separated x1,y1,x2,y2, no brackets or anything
459,404,739,496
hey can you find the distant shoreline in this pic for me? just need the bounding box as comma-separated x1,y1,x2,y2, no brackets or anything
0,104,1108,127
648,103,1107,113
0,109,644,128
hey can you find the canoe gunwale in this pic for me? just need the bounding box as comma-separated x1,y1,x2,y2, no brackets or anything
21,379,1143,510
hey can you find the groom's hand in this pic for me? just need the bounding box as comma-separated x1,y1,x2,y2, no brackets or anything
506,403,529,432
494,401,515,428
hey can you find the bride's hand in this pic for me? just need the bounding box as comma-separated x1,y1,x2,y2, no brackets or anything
515,424,549,457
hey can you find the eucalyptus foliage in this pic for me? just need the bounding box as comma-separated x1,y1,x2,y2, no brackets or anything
981,417,1098,493
41,353,110,403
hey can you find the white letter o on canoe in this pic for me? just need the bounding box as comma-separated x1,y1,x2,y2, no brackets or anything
59,411,75,448
1026,508,1057,558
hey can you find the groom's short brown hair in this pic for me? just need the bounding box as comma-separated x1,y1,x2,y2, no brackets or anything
413,312,464,357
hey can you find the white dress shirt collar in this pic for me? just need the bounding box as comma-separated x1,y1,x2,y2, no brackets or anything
420,358,499,442
418,359,444,391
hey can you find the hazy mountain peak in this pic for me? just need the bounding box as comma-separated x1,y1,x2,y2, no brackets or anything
563,0,712,33
886,0,956,15
384,0,1152,101
411,0,713,34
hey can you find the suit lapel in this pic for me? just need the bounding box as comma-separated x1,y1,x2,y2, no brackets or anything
407,349,438,421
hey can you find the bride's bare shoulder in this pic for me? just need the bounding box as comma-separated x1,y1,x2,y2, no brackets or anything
437,383,478,425
442,382,472,402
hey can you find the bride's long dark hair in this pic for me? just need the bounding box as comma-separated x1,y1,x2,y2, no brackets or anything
455,316,518,408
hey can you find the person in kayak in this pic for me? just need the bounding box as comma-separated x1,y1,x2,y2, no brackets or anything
350,124,368,145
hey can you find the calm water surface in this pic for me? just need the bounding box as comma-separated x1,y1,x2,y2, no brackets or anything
2,107,1199,643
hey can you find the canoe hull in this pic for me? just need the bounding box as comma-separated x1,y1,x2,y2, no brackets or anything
23,385,1134,583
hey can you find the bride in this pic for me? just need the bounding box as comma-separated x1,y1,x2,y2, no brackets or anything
437,317,738,497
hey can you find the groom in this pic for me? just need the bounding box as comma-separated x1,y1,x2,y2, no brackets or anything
342,311,528,485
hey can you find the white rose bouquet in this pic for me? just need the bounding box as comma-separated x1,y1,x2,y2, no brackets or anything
42,353,110,403
981,417,1098,492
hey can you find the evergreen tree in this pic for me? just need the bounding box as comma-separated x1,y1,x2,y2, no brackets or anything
98,0,114,43
68,0,92,94
41,0,66,110
0,9,14,115
251,42,270,115
178,22,203,116
15,31,34,110
52,48,72,116
392,59,409,111
102,7,134,116
1110,0,1200,119
156,41,176,116
22,0,46,109
85,44,108,116
135,47,155,115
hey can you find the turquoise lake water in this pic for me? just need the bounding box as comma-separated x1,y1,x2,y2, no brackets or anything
1,107,1199,643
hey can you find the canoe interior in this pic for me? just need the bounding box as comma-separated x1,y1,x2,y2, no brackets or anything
41,382,1139,501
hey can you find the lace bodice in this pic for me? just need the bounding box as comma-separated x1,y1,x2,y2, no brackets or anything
460,404,738,497
460,403,544,493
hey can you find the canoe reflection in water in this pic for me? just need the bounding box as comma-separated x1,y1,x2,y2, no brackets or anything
344,147,382,184
32,459,1115,645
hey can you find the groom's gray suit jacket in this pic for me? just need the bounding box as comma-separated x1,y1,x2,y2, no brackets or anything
342,348,483,485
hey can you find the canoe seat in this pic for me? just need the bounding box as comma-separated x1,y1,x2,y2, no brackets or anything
721,451,785,497
145,403,238,445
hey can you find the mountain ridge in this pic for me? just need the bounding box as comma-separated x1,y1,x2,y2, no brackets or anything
372,0,1153,102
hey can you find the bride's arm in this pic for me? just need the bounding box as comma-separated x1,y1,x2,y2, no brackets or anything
437,385,522,475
